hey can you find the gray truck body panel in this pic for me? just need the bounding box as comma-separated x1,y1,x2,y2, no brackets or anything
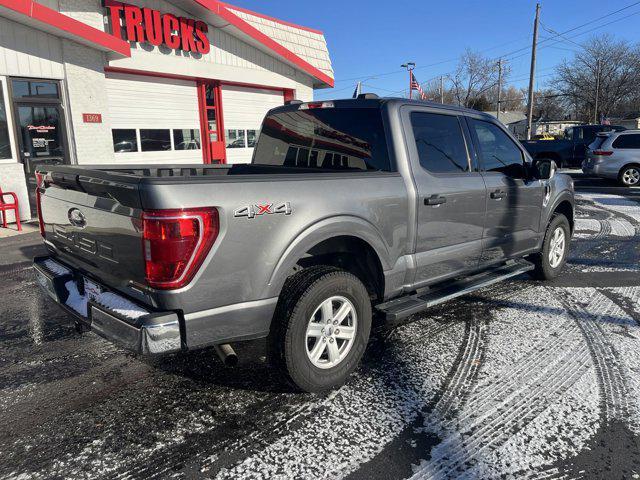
35,99,574,353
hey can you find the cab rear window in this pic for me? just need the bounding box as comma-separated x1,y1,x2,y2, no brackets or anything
252,108,391,171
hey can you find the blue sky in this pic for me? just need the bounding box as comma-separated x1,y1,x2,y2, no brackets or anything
235,0,640,98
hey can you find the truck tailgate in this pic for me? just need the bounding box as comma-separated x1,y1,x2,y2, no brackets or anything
38,170,146,291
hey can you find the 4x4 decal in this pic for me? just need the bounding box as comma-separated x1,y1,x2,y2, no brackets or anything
234,202,292,219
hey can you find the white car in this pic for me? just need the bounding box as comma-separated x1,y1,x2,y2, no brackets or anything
582,130,640,187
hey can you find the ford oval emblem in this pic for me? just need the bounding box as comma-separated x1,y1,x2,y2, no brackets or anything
68,208,87,228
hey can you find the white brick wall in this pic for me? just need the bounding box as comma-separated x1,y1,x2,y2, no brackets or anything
57,0,104,31
0,163,30,222
61,40,114,164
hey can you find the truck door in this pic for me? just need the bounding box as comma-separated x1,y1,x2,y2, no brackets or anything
467,117,542,264
403,108,487,286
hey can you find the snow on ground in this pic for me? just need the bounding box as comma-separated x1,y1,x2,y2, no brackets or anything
1,190,639,479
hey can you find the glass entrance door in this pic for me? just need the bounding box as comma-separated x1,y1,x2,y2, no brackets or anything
11,79,69,216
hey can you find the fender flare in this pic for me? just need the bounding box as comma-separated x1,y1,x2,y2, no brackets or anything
261,215,392,299
544,190,574,228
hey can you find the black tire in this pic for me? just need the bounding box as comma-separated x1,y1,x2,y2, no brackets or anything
269,266,372,393
618,164,640,187
529,214,570,280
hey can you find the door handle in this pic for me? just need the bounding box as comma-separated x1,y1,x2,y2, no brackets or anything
490,190,506,200
424,195,446,206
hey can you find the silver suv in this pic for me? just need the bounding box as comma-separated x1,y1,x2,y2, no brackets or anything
583,130,640,187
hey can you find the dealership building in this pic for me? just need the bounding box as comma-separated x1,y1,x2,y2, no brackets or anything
0,0,334,221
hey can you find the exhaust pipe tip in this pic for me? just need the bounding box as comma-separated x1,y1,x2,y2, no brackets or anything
214,343,238,367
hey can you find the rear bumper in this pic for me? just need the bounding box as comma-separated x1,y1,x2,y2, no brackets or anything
33,256,182,355
582,161,617,179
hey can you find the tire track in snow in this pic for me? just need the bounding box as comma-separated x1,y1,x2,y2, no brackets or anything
409,287,600,479
557,289,633,424
527,288,640,479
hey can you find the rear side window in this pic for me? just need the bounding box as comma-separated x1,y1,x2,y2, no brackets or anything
470,119,525,179
612,134,640,149
253,107,391,171
589,135,608,150
410,112,469,173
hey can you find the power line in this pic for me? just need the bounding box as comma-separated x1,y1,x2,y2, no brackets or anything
319,0,640,98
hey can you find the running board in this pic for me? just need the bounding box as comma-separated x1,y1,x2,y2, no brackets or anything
376,260,534,321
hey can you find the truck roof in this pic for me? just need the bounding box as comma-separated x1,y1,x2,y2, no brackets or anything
275,96,497,121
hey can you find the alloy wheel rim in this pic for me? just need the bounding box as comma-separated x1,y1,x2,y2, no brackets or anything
305,296,357,369
548,227,566,268
623,168,640,186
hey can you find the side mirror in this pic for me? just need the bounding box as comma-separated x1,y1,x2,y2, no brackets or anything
532,158,557,180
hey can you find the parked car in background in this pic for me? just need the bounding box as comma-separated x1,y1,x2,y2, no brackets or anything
583,130,640,187
522,124,626,168
532,133,556,141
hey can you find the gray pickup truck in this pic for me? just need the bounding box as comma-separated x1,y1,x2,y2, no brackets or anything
33,96,574,392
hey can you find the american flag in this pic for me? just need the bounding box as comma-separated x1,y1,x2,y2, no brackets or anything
410,71,426,100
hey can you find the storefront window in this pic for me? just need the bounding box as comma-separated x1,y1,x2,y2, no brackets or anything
247,129,259,148
12,80,59,99
174,129,201,150
112,129,138,153
0,84,11,159
226,129,246,148
140,129,171,152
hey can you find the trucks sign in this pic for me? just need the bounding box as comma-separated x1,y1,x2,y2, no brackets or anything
105,1,210,54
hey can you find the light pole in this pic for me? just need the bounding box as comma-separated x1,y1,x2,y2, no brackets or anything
401,62,415,99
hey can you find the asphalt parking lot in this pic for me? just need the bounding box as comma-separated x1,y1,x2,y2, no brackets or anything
1,173,639,480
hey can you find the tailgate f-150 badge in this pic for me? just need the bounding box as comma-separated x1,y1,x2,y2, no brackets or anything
234,202,292,219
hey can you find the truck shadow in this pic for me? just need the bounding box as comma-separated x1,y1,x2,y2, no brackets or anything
147,340,296,394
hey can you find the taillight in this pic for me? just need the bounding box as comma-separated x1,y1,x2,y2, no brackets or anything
35,172,45,237
593,150,613,156
299,101,334,110
142,208,219,290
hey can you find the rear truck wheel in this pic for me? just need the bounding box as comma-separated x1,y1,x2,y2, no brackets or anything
529,214,570,280
270,266,372,393
619,165,640,187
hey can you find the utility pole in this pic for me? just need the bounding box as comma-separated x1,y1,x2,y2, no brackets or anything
440,76,444,104
496,59,503,121
526,3,540,140
594,59,601,124
401,62,415,99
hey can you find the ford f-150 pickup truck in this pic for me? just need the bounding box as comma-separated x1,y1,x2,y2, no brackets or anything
33,96,574,392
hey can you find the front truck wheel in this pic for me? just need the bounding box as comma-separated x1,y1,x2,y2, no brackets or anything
270,266,372,393
529,213,570,280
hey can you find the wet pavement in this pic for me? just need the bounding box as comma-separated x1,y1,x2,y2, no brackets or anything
1,174,639,479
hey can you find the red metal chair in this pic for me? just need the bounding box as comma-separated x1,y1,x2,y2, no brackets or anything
0,186,22,231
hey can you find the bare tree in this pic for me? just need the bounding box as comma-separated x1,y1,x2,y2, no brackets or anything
420,78,456,104
533,89,566,120
488,86,526,113
553,35,640,120
449,50,506,108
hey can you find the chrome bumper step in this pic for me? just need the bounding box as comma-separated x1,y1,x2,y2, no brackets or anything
33,256,182,355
